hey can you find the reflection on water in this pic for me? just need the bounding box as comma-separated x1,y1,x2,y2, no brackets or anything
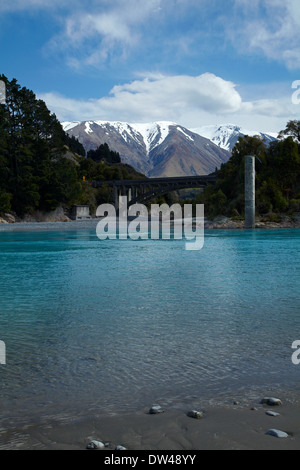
0,225,299,427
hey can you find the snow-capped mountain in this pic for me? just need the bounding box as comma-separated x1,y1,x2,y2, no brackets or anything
62,120,231,177
192,124,278,152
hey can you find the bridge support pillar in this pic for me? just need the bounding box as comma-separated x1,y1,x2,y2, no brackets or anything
128,187,132,202
245,155,256,229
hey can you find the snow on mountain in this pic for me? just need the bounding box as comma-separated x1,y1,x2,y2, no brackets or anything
191,124,278,152
62,120,178,155
62,120,280,177
62,121,278,157
132,122,177,153
62,120,230,177
62,121,81,132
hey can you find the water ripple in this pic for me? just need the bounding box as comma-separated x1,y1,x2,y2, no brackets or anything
0,228,299,426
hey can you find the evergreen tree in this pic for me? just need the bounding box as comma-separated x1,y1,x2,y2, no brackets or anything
87,143,121,164
0,75,146,217
278,120,300,143
0,103,11,213
63,134,86,156
0,75,84,215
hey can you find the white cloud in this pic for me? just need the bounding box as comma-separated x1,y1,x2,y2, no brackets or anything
2,0,300,71
230,0,300,69
39,73,297,133
46,0,163,66
39,73,241,120
0,0,164,66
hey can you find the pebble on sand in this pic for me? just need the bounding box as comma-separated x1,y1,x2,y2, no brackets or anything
261,397,282,407
149,405,164,414
266,411,280,417
187,410,204,419
86,440,105,449
266,429,288,438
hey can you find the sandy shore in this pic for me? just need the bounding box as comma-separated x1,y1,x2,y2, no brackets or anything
0,219,100,232
0,218,299,233
1,397,300,450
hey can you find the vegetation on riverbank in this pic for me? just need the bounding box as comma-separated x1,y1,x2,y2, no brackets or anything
0,75,145,217
192,121,300,220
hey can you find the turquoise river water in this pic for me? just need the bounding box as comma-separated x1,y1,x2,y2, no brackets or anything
0,221,299,431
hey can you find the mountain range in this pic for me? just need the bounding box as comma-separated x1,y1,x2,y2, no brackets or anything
192,124,278,152
62,120,277,178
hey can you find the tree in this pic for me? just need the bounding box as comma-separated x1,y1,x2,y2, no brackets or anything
0,75,85,215
278,120,300,143
87,143,121,164
217,135,266,202
269,137,300,187
64,135,86,156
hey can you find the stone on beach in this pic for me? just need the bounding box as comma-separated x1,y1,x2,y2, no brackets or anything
266,429,288,438
86,440,105,449
3,214,16,223
149,405,164,414
261,397,282,407
187,410,204,419
266,411,280,417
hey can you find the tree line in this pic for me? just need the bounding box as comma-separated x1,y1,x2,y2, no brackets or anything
0,75,144,216
193,121,300,220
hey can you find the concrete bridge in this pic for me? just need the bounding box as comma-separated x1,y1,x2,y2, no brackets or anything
92,174,218,208
92,156,257,228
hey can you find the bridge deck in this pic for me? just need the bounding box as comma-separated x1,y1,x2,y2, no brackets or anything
92,173,218,207
94,173,218,188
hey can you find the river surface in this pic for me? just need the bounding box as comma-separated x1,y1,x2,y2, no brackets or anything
0,221,299,430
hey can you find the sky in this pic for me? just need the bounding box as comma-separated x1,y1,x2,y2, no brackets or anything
1,0,300,133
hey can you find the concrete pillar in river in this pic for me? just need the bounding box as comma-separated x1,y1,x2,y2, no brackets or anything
245,155,256,229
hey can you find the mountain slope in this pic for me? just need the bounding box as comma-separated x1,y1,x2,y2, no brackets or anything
148,126,229,177
192,124,278,152
62,120,230,177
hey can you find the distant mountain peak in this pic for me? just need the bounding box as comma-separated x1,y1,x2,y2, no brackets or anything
191,123,278,152
131,121,178,154
62,120,231,177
